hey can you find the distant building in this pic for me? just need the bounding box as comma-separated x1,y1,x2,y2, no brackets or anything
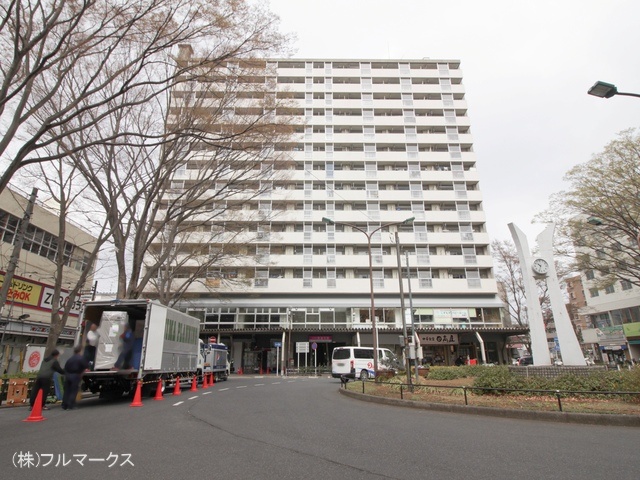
578,268,640,364
147,55,525,372
0,187,97,373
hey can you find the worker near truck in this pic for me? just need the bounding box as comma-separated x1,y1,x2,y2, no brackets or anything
29,349,64,411
83,323,99,370
62,345,89,410
114,323,135,370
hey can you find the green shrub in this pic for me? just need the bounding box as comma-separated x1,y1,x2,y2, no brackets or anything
472,366,523,394
428,366,473,380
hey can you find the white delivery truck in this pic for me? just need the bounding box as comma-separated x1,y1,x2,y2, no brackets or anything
80,299,201,399
201,342,230,382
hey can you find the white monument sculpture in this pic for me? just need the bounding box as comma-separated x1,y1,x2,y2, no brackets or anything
508,222,586,366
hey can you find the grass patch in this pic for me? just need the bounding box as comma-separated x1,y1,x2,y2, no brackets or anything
344,368,640,415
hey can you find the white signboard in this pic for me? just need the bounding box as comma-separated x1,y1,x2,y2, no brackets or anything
296,342,309,353
22,346,46,372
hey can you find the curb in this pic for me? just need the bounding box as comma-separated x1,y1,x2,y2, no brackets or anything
339,388,640,427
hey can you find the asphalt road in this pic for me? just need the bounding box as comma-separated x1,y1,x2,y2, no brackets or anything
1,375,639,480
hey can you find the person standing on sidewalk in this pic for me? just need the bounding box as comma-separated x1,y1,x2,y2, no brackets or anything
29,349,64,411
62,345,89,410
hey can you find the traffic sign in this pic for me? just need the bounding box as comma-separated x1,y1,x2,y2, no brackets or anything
311,342,317,351
274,341,282,348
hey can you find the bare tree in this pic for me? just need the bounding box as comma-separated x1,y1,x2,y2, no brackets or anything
0,0,289,193
22,157,113,353
539,128,640,288
66,56,296,305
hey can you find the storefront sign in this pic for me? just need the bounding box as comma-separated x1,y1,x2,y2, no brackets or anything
623,322,640,338
0,272,81,317
419,334,459,345
308,335,332,343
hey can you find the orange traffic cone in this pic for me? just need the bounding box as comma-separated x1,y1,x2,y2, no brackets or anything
190,375,198,392
173,377,181,396
154,379,164,400
202,373,209,389
237,368,242,375
130,380,143,407
210,373,215,385
23,390,46,422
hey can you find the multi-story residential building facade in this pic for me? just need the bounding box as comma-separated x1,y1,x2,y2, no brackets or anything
579,269,640,364
148,53,525,372
0,187,97,373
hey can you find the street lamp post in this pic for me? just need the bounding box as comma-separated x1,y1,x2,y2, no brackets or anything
587,81,640,99
322,216,414,376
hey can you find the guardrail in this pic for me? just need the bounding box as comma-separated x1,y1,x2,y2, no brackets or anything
343,379,640,412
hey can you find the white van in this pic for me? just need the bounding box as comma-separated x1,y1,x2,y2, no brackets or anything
331,346,396,380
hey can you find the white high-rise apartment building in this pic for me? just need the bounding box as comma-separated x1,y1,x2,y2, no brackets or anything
152,55,523,370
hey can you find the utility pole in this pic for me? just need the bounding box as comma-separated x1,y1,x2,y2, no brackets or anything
0,188,38,320
395,232,412,386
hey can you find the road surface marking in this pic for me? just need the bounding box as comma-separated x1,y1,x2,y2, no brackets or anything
203,392,211,395
219,388,229,391
255,383,264,386
236,386,247,389
272,382,281,384
188,396,198,400
287,380,296,383
173,401,184,406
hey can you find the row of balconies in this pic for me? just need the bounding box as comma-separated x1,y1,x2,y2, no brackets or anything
271,66,462,78
168,252,495,270
150,230,491,247
287,133,473,145
165,276,498,295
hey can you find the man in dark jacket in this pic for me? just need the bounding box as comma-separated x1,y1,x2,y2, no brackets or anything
29,349,64,410
62,345,89,410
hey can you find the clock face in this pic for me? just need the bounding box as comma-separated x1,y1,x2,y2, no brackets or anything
532,258,549,275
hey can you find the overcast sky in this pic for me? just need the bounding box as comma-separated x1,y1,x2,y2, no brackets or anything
268,0,640,243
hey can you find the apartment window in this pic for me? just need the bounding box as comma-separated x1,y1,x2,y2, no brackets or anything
363,109,374,122
364,126,375,140
402,93,413,106
444,109,456,124
325,93,332,105
440,78,452,91
446,126,459,141
621,280,633,291
325,125,333,141
442,93,454,106
362,77,372,89
438,63,450,75
399,63,410,75
401,78,412,91
305,92,313,104
585,270,595,280
361,63,371,75
403,109,416,123
605,285,615,294
449,144,462,159
364,144,376,158
467,270,481,288
405,126,417,142
418,270,432,288
589,288,599,298
362,93,373,106
407,144,418,159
